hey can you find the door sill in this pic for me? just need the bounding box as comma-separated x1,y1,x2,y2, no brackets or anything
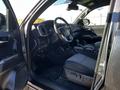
24,82,43,90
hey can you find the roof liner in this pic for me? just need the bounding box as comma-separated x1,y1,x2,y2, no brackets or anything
70,0,110,9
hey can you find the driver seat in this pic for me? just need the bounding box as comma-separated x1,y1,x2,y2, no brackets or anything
64,53,96,87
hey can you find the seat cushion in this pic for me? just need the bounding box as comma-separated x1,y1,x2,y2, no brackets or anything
64,53,96,86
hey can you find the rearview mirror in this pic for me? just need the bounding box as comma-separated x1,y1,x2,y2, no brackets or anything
67,2,79,10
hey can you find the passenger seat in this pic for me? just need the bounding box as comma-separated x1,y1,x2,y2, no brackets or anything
64,53,96,87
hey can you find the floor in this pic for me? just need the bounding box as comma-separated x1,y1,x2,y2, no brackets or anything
32,66,89,90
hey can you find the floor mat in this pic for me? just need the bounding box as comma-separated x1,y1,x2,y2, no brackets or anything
34,66,89,90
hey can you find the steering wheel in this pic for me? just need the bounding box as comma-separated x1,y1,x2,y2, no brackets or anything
54,17,73,42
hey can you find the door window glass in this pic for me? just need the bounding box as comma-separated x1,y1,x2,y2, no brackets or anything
0,1,7,31
86,6,109,25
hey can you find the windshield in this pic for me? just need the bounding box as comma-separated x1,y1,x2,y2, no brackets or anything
9,0,86,24
39,0,86,23
9,0,39,24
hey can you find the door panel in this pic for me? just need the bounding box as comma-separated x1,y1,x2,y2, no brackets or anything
0,62,27,90
0,1,27,90
0,32,27,90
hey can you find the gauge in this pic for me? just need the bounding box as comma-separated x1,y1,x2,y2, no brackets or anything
37,25,49,37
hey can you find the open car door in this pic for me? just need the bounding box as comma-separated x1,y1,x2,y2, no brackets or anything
0,0,28,90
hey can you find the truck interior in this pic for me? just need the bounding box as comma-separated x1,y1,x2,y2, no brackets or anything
26,0,110,90
0,0,114,90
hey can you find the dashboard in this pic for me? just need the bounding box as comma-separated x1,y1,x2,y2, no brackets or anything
30,20,100,60
30,20,59,54
35,20,59,43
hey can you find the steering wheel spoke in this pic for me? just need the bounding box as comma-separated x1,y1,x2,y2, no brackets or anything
54,17,73,42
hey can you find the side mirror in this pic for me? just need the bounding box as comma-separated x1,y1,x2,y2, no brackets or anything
83,19,90,26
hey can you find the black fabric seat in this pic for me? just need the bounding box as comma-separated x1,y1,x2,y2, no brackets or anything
64,53,96,87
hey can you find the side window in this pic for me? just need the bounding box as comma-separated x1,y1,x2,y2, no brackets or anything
0,1,7,31
85,6,109,26
0,1,20,60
